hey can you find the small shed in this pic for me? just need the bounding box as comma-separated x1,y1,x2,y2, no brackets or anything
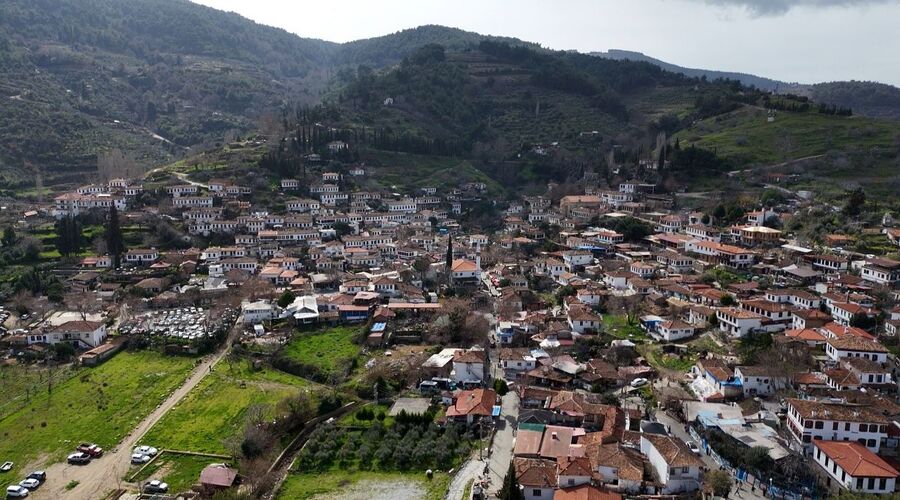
199,464,239,492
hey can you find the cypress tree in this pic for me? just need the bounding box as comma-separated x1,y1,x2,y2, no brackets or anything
106,206,125,268
499,462,523,500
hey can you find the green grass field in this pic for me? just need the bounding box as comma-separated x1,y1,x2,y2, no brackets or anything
0,363,79,420
677,105,898,165
277,470,451,500
281,326,362,376
0,351,195,482
637,344,698,373
131,453,230,493
141,361,311,454
602,315,647,341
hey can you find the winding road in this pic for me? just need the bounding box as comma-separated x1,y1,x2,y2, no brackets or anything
34,326,238,500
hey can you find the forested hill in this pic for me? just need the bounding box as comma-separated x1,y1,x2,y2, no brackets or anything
809,81,900,120
0,0,532,187
593,49,900,120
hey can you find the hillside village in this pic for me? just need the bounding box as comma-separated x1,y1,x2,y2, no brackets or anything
0,135,899,500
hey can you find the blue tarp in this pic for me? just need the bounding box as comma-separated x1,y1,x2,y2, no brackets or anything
371,322,386,332
492,405,502,417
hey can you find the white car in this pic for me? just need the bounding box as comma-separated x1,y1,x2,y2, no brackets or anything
6,485,29,497
143,480,168,494
688,442,701,454
18,478,40,490
133,445,158,457
130,453,151,465
630,377,649,388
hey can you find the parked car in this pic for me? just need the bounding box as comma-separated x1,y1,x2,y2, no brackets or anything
18,479,39,490
143,480,168,494
0,462,12,472
688,442,701,454
630,377,649,388
5,485,28,498
25,472,45,483
66,453,91,465
133,446,158,457
76,443,103,457
130,453,151,465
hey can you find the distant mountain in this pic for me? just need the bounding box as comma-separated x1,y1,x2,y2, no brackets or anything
592,49,795,92
593,49,900,120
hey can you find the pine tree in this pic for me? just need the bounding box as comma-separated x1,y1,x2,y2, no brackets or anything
106,206,125,268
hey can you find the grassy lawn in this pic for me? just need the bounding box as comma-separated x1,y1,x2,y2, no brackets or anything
687,333,727,355
131,453,230,493
0,351,195,483
141,361,311,454
602,315,647,341
281,326,362,376
0,363,79,420
637,344,698,373
277,470,451,500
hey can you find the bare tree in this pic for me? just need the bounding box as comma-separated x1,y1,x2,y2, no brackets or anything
97,149,143,181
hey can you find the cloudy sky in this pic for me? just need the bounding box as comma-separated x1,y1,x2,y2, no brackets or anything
193,0,900,86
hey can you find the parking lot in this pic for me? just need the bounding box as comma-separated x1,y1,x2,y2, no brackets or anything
121,308,210,341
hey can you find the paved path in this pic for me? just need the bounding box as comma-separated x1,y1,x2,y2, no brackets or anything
486,391,519,496
445,459,486,500
34,326,238,499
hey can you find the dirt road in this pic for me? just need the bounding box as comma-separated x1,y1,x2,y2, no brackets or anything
34,332,236,499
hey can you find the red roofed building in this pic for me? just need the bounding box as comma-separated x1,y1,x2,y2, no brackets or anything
813,440,898,494
554,484,622,500
446,388,496,424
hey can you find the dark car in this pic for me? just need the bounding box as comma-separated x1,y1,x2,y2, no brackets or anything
76,443,103,457
66,453,91,465
26,471,45,482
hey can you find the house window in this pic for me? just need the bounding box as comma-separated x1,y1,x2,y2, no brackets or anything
533,490,541,497
866,439,876,447
833,422,838,430
860,424,868,432
879,478,886,490
857,478,864,489
814,421,824,429
868,478,876,489
682,467,689,473
845,423,850,431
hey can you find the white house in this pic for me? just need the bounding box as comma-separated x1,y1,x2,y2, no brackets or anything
124,248,159,265
241,300,276,324
640,434,704,494
452,349,485,384
825,337,889,363
733,366,787,397
860,258,900,286
716,308,764,337
28,320,107,348
514,458,557,500
657,320,695,342
813,441,898,494
450,258,481,281
785,398,889,454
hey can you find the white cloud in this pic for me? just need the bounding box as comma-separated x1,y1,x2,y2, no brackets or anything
695,0,898,15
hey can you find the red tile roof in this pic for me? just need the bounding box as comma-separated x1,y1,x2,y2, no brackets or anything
814,441,898,478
